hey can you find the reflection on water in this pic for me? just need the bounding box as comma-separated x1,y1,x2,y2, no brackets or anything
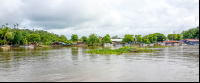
71,47,78,60
0,46,199,82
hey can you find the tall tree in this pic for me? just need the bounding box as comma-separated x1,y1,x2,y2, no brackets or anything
102,34,112,44
154,33,167,42
1,27,14,44
26,34,40,42
13,30,23,45
112,35,120,39
168,34,177,41
71,34,78,43
88,33,98,46
135,35,142,43
81,36,88,43
122,34,134,43
182,26,199,39
176,34,182,40
59,35,67,42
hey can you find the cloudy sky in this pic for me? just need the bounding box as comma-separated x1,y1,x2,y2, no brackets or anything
0,0,199,39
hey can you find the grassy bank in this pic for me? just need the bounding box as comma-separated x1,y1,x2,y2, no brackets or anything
85,46,157,54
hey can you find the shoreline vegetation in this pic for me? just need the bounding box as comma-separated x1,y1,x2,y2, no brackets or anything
85,46,159,54
0,23,199,48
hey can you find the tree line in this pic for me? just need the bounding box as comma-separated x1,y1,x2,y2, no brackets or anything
0,23,199,46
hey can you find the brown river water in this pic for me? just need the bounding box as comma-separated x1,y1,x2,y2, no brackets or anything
0,45,199,82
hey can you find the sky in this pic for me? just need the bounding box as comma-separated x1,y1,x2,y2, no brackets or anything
0,0,199,39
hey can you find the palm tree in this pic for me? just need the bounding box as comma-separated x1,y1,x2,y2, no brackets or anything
2,25,5,28
14,24,16,28
5,23,8,27
16,23,19,28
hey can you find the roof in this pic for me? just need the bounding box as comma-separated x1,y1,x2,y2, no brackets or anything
77,41,83,43
185,39,199,41
111,39,122,42
164,41,181,43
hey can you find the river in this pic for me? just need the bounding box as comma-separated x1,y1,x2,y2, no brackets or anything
0,45,199,82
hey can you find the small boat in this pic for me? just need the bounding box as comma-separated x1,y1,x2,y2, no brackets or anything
0,45,10,48
20,45,34,48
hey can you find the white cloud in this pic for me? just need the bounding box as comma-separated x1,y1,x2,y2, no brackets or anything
0,0,199,38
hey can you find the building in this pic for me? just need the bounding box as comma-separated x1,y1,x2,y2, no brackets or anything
164,41,181,46
111,39,123,45
183,39,199,45
77,41,84,45
53,41,66,45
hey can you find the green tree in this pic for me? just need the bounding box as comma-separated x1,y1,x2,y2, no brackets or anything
112,35,120,39
143,39,150,44
13,30,23,45
0,40,7,45
81,36,88,43
176,34,182,40
182,26,199,39
59,35,67,42
1,27,14,44
154,33,167,42
102,34,112,44
135,35,143,43
88,33,98,46
122,34,134,43
26,34,40,42
153,34,157,42
168,34,177,41
71,34,78,43
142,35,150,44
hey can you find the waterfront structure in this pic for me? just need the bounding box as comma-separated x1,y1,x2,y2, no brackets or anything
183,39,199,45
164,41,181,46
111,39,123,46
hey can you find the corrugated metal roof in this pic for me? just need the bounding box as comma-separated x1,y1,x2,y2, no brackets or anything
164,41,181,43
111,39,122,42
185,39,199,41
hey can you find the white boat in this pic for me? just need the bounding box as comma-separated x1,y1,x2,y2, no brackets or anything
0,45,10,48
20,45,34,48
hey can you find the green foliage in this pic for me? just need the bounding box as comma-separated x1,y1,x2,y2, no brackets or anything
182,26,199,39
112,35,120,39
148,34,154,43
122,34,134,43
143,39,150,44
26,34,40,42
102,34,112,44
167,34,177,40
81,36,88,43
13,30,23,45
65,40,72,44
176,34,182,40
0,40,7,45
154,33,167,42
71,34,78,42
44,42,51,45
135,35,143,43
88,33,98,46
153,34,157,42
85,46,157,54
59,35,67,42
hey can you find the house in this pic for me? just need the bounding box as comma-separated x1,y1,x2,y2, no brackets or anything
104,43,113,47
183,39,199,45
111,39,123,45
53,41,66,45
77,41,84,45
164,41,181,46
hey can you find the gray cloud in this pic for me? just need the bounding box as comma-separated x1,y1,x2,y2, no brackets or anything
0,0,199,39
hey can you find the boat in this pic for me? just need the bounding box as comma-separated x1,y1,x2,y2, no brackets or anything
0,45,10,49
20,45,34,48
